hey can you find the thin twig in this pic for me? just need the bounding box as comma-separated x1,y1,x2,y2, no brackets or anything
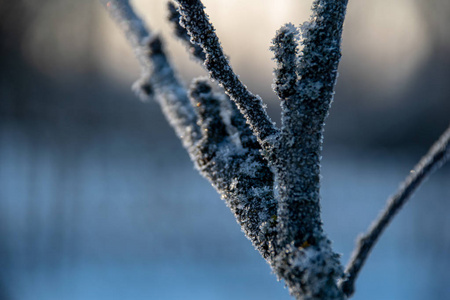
100,0,200,149
101,0,279,262
166,2,257,150
271,23,300,102
174,0,279,148
271,0,348,250
340,125,450,297
167,1,206,62
188,79,278,260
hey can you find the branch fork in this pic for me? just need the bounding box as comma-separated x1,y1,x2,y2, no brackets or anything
101,0,450,299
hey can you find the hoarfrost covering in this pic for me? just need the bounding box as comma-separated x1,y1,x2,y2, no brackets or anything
102,0,450,299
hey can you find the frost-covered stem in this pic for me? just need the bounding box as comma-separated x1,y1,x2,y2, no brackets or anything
101,0,200,149
101,1,448,299
280,0,348,140
189,78,278,260
266,1,349,299
189,79,228,150
167,1,257,151
102,0,279,261
270,0,348,245
340,125,450,297
271,23,300,101
167,1,206,62
174,0,279,149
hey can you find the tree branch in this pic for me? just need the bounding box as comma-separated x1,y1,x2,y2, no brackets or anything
265,2,348,299
102,0,279,262
188,79,278,260
174,0,279,150
101,0,200,150
167,1,206,63
102,1,449,299
270,0,348,249
279,0,348,140
340,124,450,297
271,23,300,102
167,1,258,151
101,1,450,300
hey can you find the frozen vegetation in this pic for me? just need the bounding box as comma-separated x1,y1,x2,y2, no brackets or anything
97,0,450,299
1,0,447,299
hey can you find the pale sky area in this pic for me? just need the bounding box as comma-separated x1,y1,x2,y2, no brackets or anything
24,0,432,102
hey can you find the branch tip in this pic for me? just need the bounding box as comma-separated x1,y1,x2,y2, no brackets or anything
341,124,450,297
167,0,205,62
271,23,300,101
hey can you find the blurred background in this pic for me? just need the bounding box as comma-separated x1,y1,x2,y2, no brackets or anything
0,0,449,299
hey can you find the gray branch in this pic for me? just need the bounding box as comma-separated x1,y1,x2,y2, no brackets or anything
266,2,348,299
340,124,450,297
100,0,200,150
167,1,258,151
174,0,279,150
100,1,448,300
271,0,348,250
188,78,279,260
167,1,206,63
271,23,300,102
101,0,278,263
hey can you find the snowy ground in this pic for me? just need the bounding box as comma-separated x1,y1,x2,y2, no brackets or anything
0,121,449,300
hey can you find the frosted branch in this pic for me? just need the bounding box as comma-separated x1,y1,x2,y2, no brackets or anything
167,1,256,150
174,0,279,149
189,78,229,154
340,125,450,297
100,1,449,299
269,0,348,250
266,1,348,298
227,97,261,150
276,0,348,138
189,79,278,260
103,0,279,259
167,1,206,62
271,23,300,101
101,0,200,149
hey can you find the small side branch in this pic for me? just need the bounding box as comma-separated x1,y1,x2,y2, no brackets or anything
102,0,278,264
188,80,278,260
101,0,200,149
271,0,348,254
100,0,149,47
174,0,279,149
279,0,348,136
167,1,257,151
189,78,228,157
341,125,450,297
167,2,206,62
271,23,300,101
